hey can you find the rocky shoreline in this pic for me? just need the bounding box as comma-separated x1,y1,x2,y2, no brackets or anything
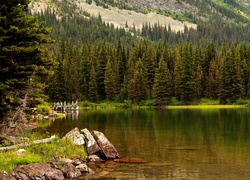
0,127,121,180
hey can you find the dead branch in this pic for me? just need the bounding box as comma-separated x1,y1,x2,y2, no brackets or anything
0,135,56,152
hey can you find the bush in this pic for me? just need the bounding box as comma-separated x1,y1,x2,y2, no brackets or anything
199,98,219,105
234,99,250,106
36,104,52,115
139,100,154,106
170,97,181,106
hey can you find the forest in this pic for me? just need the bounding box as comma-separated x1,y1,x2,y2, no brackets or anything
2,0,250,132
37,3,250,106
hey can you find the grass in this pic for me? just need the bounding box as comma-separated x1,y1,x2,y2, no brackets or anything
78,98,250,110
0,134,87,173
166,105,245,109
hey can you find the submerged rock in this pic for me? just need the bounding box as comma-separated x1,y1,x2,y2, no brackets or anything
114,158,147,163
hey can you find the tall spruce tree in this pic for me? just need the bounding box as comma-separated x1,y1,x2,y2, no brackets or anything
0,0,54,133
152,55,172,106
223,43,244,103
104,59,115,101
88,66,98,102
128,59,148,103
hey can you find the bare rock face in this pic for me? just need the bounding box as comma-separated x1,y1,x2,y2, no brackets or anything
13,163,64,180
63,127,85,145
92,130,120,159
61,162,82,178
81,128,101,155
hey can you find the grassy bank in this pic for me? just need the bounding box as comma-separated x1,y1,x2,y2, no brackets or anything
78,98,250,109
0,133,87,173
166,105,245,109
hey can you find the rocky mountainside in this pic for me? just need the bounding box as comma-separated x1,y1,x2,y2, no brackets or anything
29,0,250,32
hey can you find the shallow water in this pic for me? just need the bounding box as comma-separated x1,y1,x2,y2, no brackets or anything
37,108,250,179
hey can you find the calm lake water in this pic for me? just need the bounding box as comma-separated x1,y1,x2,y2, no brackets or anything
37,108,250,179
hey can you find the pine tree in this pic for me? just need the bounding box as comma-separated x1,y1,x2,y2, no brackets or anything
88,66,98,102
96,40,109,100
195,64,204,100
46,56,69,102
128,59,148,103
141,43,156,98
152,56,172,107
223,43,244,103
174,44,195,104
0,0,54,132
104,59,116,101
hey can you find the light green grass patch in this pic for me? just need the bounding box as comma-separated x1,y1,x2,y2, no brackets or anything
0,136,87,173
166,105,245,109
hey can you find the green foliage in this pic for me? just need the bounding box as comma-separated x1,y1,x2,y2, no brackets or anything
152,55,172,106
139,100,154,107
199,98,220,105
234,99,250,106
36,104,51,115
170,97,181,106
0,135,87,173
0,0,54,124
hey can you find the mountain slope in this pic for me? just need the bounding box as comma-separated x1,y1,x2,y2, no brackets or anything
29,0,196,32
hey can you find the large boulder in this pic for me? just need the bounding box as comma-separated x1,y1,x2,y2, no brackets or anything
81,128,101,155
92,130,120,159
13,163,64,180
63,127,85,145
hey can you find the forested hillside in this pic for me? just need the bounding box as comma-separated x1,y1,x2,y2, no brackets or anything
30,0,250,106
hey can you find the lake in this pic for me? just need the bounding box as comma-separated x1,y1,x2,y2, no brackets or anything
37,108,250,179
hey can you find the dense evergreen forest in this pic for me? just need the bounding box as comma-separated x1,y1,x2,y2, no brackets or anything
33,2,250,106
2,0,250,131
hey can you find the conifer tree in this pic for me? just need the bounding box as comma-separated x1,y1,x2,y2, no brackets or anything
80,41,91,99
176,43,195,104
141,43,156,97
223,43,244,103
88,66,98,102
195,64,204,100
46,56,69,102
128,59,148,103
104,59,115,101
152,56,172,106
217,43,226,104
96,40,109,100
0,0,54,132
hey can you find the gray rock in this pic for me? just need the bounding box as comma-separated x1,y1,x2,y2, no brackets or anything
92,130,120,159
76,163,89,173
86,155,104,162
63,127,85,145
61,162,81,178
81,128,101,155
59,157,73,164
13,163,64,180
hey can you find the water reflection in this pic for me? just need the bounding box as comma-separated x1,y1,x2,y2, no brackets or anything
37,108,250,179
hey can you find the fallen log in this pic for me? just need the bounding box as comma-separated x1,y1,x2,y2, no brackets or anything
0,135,56,152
